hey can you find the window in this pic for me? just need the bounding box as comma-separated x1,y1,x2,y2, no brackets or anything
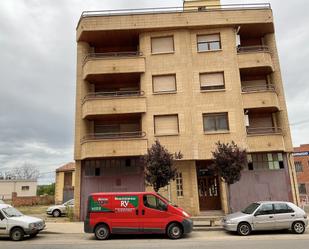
143,195,167,211
197,34,221,52
176,172,184,197
247,153,284,171
153,74,176,93
295,162,303,172
151,36,174,54
255,204,274,216
154,115,179,135
21,186,29,191
0,211,4,220
274,203,294,214
200,72,225,90
299,184,307,194
203,113,229,132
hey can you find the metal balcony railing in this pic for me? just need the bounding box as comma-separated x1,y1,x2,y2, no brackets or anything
81,131,146,143
246,127,282,135
83,91,144,103
83,51,143,65
78,3,271,22
241,84,276,93
237,45,270,53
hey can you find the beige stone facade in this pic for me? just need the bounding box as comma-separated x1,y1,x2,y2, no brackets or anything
74,1,299,219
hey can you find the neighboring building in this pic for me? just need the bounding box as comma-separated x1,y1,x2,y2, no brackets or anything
74,0,299,220
294,144,309,204
0,180,37,200
55,162,75,204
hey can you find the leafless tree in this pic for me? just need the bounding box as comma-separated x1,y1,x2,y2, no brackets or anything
7,164,39,180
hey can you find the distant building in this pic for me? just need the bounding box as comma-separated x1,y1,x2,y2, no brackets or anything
55,162,75,204
0,180,37,200
294,144,309,204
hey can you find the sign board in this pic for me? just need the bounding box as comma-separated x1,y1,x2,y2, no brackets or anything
293,152,309,157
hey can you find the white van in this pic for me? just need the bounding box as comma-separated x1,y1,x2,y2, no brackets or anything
0,204,45,241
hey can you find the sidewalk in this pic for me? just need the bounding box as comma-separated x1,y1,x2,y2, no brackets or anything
43,222,223,234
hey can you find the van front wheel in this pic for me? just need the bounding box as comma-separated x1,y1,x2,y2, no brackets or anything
167,223,183,239
95,224,110,240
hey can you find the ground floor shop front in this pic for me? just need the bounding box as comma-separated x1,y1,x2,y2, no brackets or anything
74,152,298,220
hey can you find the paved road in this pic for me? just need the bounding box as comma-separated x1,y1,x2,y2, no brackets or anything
1,230,309,249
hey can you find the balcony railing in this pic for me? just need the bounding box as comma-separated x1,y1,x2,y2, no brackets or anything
247,127,282,135
83,51,142,64
78,3,271,21
237,45,270,53
241,84,276,93
83,91,144,103
81,131,146,143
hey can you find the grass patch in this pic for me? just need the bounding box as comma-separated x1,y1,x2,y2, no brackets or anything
17,205,49,215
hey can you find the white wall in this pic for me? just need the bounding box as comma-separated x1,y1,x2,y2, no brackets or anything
0,180,37,200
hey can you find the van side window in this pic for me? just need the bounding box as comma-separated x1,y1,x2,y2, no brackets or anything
0,211,5,220
143,195,167,211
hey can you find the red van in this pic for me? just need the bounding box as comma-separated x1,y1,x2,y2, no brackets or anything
84,192,193,240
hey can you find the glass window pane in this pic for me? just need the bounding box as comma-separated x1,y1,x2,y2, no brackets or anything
217,115,228,130
209,41,221,50
204,116,216,131
198,43,209,52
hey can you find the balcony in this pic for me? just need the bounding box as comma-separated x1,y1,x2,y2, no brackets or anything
242,86,280,110
83,52,145,79
247,132,285,152
80,132,147,159
237,46,273,71
82,91,146,118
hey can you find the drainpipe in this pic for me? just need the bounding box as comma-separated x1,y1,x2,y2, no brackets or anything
288,152,300,205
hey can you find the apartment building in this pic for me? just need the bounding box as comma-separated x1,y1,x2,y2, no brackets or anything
294,144,309,204
74,0,299,220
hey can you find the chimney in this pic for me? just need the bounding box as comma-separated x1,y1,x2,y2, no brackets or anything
183,0,221,11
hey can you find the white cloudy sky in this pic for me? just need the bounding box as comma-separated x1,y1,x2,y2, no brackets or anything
0,0,308,184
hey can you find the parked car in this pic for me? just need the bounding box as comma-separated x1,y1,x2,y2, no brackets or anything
0,204,45,241
46,199,74,217
222,201,308,236
84,192,193,240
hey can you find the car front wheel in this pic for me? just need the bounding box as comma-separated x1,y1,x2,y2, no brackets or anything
292,221,305,234
10,228,24,241
52,209,61,217
237,222,251,236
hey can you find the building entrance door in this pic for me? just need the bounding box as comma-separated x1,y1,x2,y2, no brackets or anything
197,161,221,211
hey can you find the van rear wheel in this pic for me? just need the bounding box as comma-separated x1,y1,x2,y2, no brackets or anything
95,224,110,240
167,223,183,239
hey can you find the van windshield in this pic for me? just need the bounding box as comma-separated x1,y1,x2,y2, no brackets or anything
157,194,177,207
2,207,23,217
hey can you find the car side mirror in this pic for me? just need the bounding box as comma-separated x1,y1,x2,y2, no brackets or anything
254,211,260,216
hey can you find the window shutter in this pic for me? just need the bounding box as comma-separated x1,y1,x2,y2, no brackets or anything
153,75,176,92
200,72,224,87
197,34,220,43
154,115,179,135
151,36,174,54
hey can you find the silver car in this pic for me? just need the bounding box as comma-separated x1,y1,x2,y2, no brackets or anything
46,199,74,217
222,201,308,236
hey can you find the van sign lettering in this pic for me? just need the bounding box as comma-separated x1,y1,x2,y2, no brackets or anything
120,201,129,207
114,196,138,213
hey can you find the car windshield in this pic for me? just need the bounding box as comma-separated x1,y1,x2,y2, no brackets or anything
242,203,260,214
2,207,23,217
64,200,74,206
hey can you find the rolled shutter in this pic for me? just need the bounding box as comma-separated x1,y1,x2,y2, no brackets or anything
200,72,224,87
153,75,176,92
197,34,220,43
151,36,174,54
154,115,179,135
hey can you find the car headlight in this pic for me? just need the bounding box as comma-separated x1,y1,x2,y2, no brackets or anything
182,211,190,218
29,223,36,229
225,220,234,224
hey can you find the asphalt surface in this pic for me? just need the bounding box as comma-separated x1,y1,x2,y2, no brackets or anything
1,230,309,249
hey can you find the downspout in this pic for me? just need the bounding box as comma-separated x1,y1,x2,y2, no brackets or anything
288,152,300,205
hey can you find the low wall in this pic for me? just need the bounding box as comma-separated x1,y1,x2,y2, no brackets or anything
11,192,54,207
